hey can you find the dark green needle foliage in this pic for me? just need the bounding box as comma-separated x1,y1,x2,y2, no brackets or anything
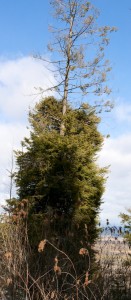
15,96,106,270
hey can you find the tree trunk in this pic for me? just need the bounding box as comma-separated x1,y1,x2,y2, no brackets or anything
60,12,74,136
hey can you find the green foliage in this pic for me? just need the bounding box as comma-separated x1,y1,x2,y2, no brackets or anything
14,97,106,257
119,208,131,246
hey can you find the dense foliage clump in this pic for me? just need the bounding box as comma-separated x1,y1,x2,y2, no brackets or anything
14,97,106,262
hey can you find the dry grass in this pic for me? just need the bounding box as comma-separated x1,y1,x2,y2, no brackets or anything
94,234,131,299
0,215,131,299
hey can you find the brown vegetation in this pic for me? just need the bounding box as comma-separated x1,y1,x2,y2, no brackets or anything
0,214,131,300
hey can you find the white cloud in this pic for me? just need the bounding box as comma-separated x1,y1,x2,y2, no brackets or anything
113,100,131,123
0,122,29,210
98,134,131,224
0,56,56,209
0,56,56,121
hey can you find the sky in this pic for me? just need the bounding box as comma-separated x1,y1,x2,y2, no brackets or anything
0,0,131,224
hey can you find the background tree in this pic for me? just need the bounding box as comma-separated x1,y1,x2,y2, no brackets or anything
119,208,131,246
36,0,116,135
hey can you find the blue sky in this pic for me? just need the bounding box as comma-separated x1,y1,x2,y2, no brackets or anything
0,0,49,55
0,0,131,104
0,0,131,224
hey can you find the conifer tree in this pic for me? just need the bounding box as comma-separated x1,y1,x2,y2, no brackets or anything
2,2,117,296
119,208,131,246
8,0,116,276
15,96,106,271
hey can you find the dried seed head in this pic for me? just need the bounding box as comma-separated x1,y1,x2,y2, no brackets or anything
54,265,61,275
7,278,12,286
79,248,89,255
38,239,46,252
51,291,55,299
54,256,58,264
4,252,12,260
